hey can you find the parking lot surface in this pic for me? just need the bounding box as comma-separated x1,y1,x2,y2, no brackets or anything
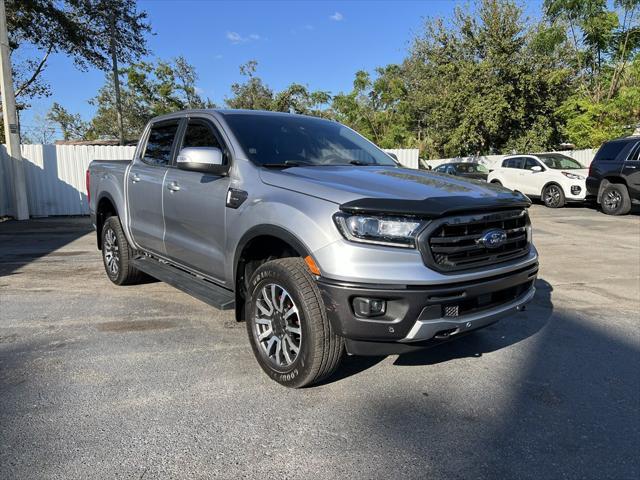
1,205,639,479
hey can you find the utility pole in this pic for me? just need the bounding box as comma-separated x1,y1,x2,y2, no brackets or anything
109,16,125,146
0,0,29,219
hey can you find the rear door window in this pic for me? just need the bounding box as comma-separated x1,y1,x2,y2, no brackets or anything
143,121,180,166
503,157,524,169
627,142,640,161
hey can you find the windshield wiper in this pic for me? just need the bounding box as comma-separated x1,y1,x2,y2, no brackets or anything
348,160,376,166
262,160,314,168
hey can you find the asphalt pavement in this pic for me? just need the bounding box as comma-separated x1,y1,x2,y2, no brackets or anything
0,204,639,479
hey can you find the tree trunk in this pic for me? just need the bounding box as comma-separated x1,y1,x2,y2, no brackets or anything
110,20,125,145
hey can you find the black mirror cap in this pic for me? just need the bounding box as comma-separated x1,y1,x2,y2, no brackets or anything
177,162,230,175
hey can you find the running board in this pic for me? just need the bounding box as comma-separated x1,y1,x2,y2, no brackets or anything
132,256,235,310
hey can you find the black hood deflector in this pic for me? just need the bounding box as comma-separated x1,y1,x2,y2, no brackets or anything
339,195,532,219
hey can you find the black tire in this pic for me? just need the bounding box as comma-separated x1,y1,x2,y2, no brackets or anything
542,183,566,208
101,216,145,285
246,257,344,388
601,184,631,215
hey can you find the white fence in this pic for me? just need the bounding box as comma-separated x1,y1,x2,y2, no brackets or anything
425,148,597,170
0,145,420,218
1,145,136,217
385,149,420,169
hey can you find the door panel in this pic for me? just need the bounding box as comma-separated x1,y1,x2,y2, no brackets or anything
162,117,231,283
128,163,168,254
519,158,545,196
622,142,640,198
162,169,229,282
128,120,181,254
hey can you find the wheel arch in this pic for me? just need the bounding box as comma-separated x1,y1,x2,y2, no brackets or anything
597,177,628,203
96,193,118,250
233,225,312,322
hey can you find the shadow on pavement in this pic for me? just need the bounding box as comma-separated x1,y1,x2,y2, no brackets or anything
0,217,92,278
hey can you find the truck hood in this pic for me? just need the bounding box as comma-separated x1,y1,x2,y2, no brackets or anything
260,166,530,216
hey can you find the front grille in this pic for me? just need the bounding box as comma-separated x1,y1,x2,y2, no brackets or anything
419,209,531,272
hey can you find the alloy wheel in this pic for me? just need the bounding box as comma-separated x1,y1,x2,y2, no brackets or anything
544,185,562,207
103,227,120,276
603,190,621,211
253,283,302,369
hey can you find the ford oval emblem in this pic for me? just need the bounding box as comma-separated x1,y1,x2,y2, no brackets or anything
477,228,507,249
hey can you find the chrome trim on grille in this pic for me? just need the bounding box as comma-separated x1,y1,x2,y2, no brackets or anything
418,209,531,273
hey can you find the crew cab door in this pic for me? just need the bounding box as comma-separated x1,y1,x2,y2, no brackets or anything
162,117,230,284
128,119,181,254
622,141,640,198
500,157,524,190
519,157,546,196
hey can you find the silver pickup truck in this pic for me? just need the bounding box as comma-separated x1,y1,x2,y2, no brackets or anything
87,109,538,387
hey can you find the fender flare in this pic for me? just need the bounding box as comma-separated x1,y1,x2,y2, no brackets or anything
233,225,311,285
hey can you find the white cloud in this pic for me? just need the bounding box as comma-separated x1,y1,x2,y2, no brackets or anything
330,12,344,21
226,31,262,44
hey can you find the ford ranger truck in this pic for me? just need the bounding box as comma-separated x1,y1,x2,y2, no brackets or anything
87,110,538,387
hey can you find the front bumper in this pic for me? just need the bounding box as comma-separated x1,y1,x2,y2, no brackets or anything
317,261,538,355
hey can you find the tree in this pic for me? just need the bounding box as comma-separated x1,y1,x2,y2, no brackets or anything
332,66,414,148
3,0,151,142
226,60,331,114
402,0,573,158
57,56,215,141
46,103,88,140
545,0,640,147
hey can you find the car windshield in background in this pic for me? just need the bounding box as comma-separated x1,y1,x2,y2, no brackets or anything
222,113,398,167
457,163,488,173
538,154,583,170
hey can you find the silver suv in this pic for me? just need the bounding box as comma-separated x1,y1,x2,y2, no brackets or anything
88,110,538,387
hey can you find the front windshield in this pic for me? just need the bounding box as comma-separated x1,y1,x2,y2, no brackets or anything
222,112,398,167
538,154,583,170
456,163,488,174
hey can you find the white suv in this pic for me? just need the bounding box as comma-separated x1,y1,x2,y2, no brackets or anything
488,153,588,208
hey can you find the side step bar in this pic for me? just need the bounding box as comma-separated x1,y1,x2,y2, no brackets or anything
132,256,235,310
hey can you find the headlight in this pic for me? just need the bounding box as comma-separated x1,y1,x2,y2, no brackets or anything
333,213,425,248
561,171,584,180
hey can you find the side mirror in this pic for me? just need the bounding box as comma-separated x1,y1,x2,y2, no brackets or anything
176,147,228,175
531,165,543,172
387,152,398,161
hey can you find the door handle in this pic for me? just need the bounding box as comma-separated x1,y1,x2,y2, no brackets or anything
131,173,141,183
167,181,180,192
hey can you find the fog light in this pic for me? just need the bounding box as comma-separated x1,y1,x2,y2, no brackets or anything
571,185,581,195
353,297,386,317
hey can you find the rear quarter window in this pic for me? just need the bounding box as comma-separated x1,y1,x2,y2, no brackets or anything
594,141,628,162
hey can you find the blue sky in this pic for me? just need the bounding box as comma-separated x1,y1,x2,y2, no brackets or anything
18,0,543,135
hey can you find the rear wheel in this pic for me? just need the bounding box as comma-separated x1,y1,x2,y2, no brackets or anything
246,257,344,388
542,184,566,208
601,184,631,215
101,216,145,285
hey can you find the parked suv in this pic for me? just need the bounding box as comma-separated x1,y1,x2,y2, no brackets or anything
586,136,640,215
488,153,588,208
88,110,538,387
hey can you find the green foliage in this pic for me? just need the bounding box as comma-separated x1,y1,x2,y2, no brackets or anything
46,103,88,140
225,61,331,115
47,56,214,141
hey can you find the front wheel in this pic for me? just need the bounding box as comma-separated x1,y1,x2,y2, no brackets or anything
246,258,344,388
542,184,566,208
601,184,631,215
